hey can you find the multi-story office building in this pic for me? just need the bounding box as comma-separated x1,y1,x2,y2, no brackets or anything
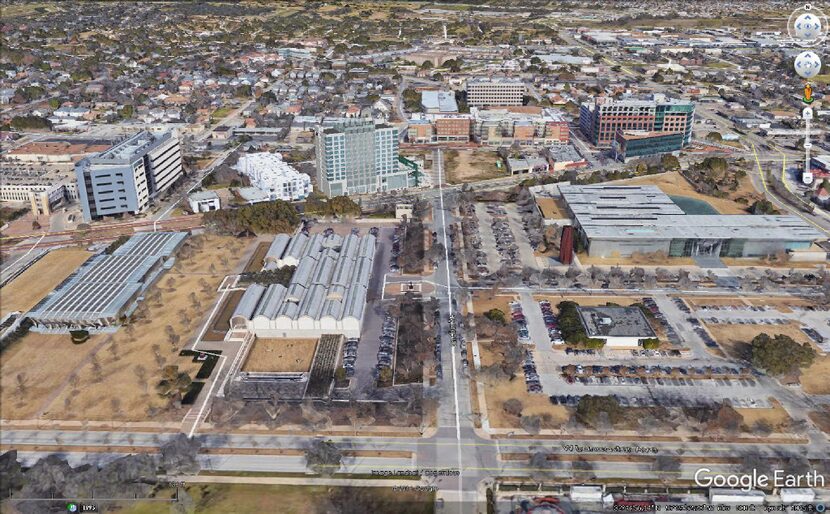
0,162,80,216
75,131,183,221
434,116,471,142
473,107,569,146
613,130,686,162
466,79,525,107
315,119,408,196
579,94,695,148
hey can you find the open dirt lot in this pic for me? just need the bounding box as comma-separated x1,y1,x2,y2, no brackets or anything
477,341,570,430
535,197,568,219
1,248,93,317
445,149,508,184
0,234,252,422
242,338,318,373
624,171,756,215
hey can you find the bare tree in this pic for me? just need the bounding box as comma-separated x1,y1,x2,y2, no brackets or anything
133,364,148,393
304,438,342,476
15,373,27,399
653,455,681,484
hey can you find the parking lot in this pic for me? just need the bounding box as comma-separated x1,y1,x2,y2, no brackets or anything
517,293,786,407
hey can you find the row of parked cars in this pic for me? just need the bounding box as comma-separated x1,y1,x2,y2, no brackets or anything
698,304,771,312
672,297,691,313
539,300,564,345
642,297,680,345
376,314,397,373
630,349,682,358
487,204,521,270
523,350,542,393
802,327,826,345
389,226,402,273
564,347,598,356
508,301,530,342
565,363,751,379
342,338,359,377
433,308,444,380
702,317,788,325
695,320,718,348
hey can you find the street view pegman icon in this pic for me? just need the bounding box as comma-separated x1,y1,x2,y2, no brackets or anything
794,50,822,79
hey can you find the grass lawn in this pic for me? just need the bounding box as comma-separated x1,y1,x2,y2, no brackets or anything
211,106,234,119
116,484,434,514
1,248,93,317
241,338,318,373
2,235,252,422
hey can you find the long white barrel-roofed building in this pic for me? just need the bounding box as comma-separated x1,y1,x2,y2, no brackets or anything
231,232,375,338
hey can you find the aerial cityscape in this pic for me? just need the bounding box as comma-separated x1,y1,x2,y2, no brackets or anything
1,1,830,513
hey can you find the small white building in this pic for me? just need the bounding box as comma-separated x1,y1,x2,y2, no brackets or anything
188,190,220,213
709,489,766,504
234,152,312,202
577,306,657,348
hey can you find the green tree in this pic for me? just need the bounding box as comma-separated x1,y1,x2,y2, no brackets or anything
748,199,779,215
751,334,816,376
706,131,723,142
660,154,680,171
155,365,192,403
642,338,660,350
484,308,507,324
305,439,342,476
576,395,622,428
48,97,62,110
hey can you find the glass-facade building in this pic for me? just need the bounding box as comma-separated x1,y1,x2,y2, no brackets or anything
613,130,686,162
315,119,408,196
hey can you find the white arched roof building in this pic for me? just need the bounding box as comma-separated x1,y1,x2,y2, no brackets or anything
232,232,377,339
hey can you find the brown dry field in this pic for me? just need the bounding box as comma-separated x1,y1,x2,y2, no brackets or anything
472,291,518,318
1,234,251,422
624,171,756,215
702,321,811,361
446,149,508,184
737,400,792,431
477,341,570,429
801,356,830,395
1,333,105,419
578,252,697,267
743,297,817,313
1,248,93,317
685,297,749,308
535,197,568,219
242,338,318,373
